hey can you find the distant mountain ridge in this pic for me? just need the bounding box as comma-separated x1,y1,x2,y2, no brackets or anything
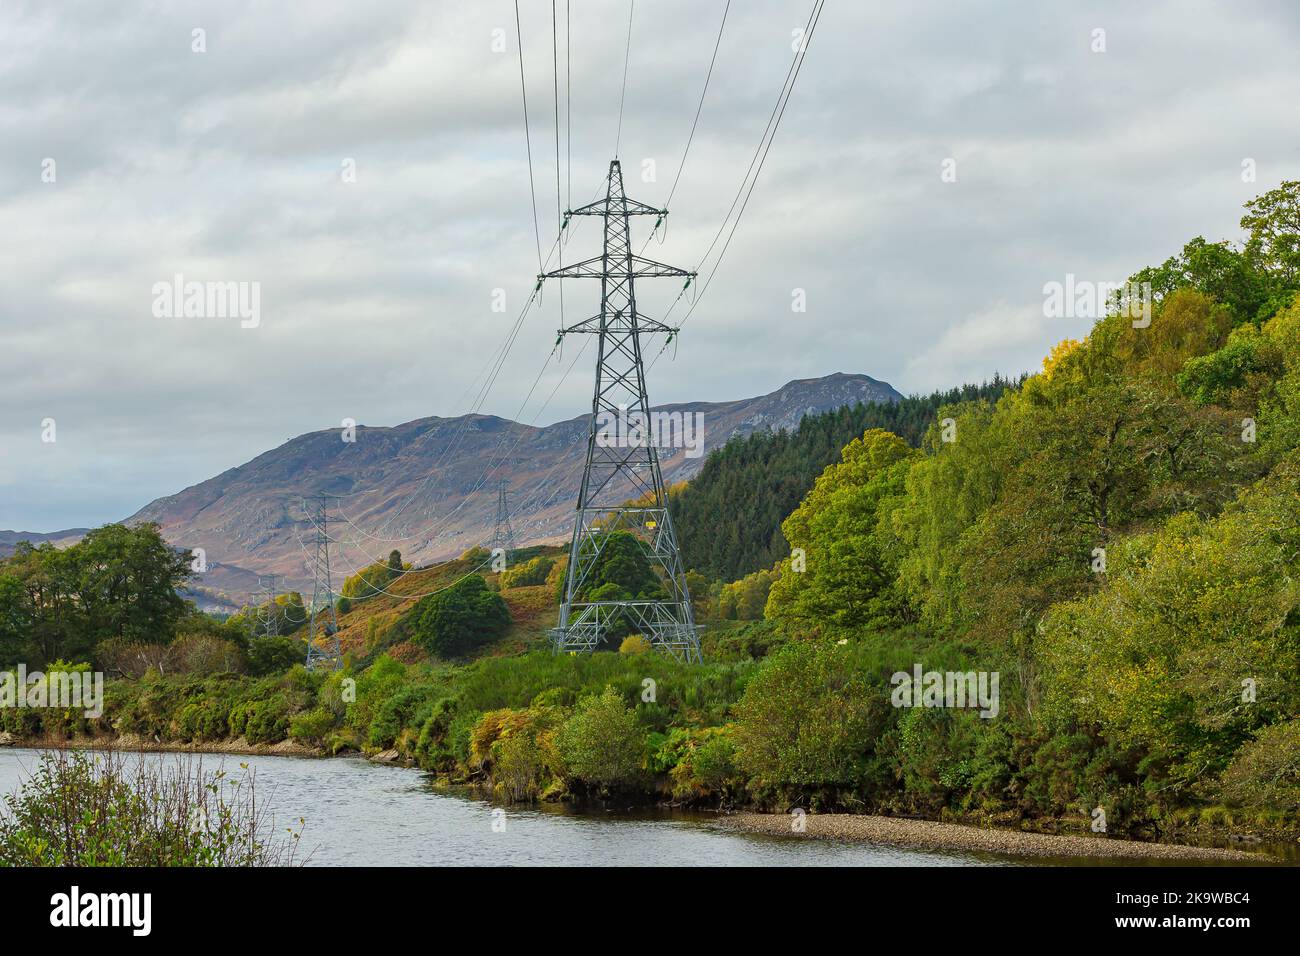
0,528,90,557
4,372,902,603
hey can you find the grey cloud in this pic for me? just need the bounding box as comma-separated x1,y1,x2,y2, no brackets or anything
3,0,1299,530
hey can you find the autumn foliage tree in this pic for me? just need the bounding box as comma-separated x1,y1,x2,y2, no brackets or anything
766,429,916,634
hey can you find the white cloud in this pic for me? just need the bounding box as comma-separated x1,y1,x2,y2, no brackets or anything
903,300,1081,389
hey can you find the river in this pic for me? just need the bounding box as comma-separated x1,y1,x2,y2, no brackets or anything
0,747,1013,866
0,748,1270,867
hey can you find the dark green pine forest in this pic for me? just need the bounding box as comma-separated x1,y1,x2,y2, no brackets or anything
670,379,1017,580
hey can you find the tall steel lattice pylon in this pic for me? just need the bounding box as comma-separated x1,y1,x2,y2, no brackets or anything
491,479,517,555
304,494,342,671
541,158,701,663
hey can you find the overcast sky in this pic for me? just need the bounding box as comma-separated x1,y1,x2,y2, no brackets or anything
3,0,1298,532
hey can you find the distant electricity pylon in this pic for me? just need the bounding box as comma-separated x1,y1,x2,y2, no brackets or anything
491,479,517,555
541,158,701,663
304,494,342,671
256,574,280,639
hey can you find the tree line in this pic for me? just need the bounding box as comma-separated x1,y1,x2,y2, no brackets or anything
0,524,194,667
747,181,1300,819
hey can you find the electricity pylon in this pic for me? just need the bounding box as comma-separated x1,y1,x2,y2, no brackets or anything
491,479,517,556
540,158,701,663
304,494,342,671
257,575,280,638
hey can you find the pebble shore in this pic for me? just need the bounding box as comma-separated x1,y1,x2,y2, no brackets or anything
716,812,1270,862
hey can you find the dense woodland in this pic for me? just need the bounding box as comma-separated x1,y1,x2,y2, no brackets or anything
670,379,1016,580
3,181,1299,844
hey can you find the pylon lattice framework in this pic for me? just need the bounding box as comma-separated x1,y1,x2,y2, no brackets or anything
304,495,342,671
542,159,701,663
257,575,280,639
491,478,517,555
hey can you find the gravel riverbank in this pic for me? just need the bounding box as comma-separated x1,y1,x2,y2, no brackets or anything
717,812,1271,862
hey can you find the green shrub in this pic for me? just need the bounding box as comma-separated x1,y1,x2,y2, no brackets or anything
1218,719,1300,812
650,726,740,800
493,731,547,802
472,705,565,802
413,696,460,770
289,707,337,747
500,556,554,589
343,655,407,734
175,699,229,742
408,576,510,658
893,707,982,813
732,641,888,795
700,619,787,662
341,557,400,600
247,636,306,676
556,686,646,791
229,697,292,744
367,685,439,750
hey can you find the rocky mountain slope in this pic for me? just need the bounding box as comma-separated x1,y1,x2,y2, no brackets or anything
9,373,901,604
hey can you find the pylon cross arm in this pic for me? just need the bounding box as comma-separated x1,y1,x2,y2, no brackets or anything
627,256,694,278
561,315,678,336
567,197,665,217
541,256,604,280
542,256,694,282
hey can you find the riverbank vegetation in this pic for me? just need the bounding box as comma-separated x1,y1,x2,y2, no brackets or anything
3,182,1299,845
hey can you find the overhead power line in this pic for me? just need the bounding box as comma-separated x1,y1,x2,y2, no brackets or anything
614,0,635,158
553,0,566,338
638,0,732,256
311,1,763,569
678,0,824,325
566,0,571,212
374,173,609,540
292,523,498,602
651,0,826,367
516,0,544,270
663,0,730,212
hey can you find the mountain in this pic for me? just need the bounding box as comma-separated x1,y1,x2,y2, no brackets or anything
0,528,90,559
8,373,900,602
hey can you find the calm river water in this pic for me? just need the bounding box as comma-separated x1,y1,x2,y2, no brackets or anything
0,748,1274,867
0,748,1002,866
